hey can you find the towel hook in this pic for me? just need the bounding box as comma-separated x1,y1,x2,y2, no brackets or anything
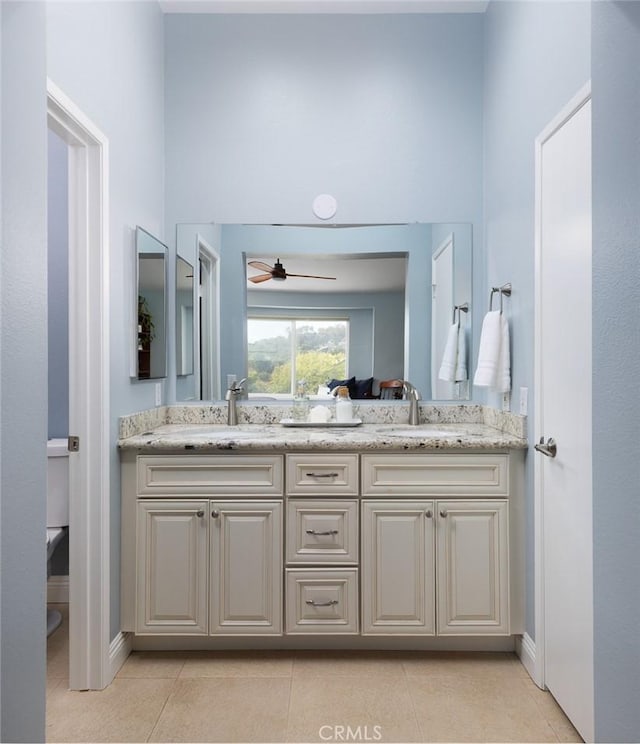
489,283,512,313
453,302,469,327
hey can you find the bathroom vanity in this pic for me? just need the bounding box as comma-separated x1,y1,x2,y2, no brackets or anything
119,420,526,650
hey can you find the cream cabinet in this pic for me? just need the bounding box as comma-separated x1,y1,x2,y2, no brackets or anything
136,500,209,635
361,501,435,635
210,501,282,635
436,500,509,635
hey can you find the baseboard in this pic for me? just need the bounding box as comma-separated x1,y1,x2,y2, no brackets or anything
515,632,542,687
47,575,69,604
109,631,133,681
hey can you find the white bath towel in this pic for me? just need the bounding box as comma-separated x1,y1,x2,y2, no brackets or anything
473,311,511,392
438,323,459,382
455,326,468,382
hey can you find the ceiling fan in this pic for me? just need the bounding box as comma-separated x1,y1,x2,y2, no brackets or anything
247,258,336,284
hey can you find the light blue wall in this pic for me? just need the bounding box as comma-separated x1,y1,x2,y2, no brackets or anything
46,0,165,640
1,3,48,741
483,0,591,638
164,13,483,229
48,129,69,440
592,3,640,740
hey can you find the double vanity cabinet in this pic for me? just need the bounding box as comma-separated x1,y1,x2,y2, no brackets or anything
120,434,525,648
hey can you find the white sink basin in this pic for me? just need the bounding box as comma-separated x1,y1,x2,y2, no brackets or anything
176,427,265,439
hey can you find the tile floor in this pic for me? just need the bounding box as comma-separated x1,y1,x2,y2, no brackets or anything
47,604,582,743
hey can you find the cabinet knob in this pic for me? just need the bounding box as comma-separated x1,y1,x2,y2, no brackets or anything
425,510,433,519
196,509,204,518
211,509,220,519
439,509,448,518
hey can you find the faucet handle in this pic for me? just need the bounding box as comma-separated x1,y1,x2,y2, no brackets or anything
229,377,247,392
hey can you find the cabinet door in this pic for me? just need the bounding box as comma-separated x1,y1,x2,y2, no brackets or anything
136,500,209,634
210,501,282,635
436,500,509,635
361,500,435,635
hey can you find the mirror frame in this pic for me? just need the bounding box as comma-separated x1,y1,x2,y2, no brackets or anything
176,256,195,377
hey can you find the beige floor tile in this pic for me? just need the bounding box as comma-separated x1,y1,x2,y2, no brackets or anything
293,650,405,677
180,649,294,678
529,685,584,742
408,676,558,742
149,677,291,742
287,675,421,743
117,651,187,678
402,650,525,679
46,677,175,743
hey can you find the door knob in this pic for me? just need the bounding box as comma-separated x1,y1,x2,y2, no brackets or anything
534,436,557,458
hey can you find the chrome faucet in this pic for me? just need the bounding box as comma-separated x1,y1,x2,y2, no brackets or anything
403,381,422,426
225,378,247,426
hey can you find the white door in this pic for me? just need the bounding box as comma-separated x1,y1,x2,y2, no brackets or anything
431,236,454,399
210,501,282,634
535,88,593,741
361,501,435,635
436,500,509,636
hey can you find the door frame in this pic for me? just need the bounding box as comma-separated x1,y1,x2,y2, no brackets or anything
431,234,454,399
533,82,592,689
197,234,220,401
47,80,112,690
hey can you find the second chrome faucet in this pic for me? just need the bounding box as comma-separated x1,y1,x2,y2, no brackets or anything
225,378,247,426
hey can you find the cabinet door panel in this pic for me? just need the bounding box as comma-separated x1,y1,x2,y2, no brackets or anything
136,500,208,634
437,500,509,635
362,501,435,635
210,501,282,635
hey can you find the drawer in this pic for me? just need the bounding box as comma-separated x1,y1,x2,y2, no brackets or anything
137,455,283,496
286,500,358,564
361,454,508,497
285,569,359,634
286,454,359,496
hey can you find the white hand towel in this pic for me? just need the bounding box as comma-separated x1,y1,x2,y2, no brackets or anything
455,326,468,382
496,312,511,393
473,311,511,392
438,323,459,382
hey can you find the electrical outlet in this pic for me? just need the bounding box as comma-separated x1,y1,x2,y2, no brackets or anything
155,382,162,407
502,391,511,412
519,387,528,416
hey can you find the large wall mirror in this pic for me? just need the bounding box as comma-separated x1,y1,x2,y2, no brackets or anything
135,226,167,380
175,222,471,402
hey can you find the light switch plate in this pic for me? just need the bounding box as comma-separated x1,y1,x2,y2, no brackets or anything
519,387,528,416
155,382,162,407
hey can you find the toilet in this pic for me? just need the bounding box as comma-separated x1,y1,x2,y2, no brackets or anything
47,438,69,637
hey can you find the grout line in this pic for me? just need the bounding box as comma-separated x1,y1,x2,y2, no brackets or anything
401,651,428,743
146,677,179,743
283,674,294,744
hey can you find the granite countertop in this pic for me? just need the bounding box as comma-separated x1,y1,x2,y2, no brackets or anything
118,422,527,453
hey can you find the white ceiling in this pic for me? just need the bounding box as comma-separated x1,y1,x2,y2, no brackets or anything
160,0,489,14
246,255,407,293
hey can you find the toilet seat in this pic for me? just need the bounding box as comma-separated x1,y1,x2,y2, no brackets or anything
46,527,65,561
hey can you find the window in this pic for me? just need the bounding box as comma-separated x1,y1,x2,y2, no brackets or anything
247,318,348,396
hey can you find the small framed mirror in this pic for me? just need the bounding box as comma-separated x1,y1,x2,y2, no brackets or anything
135,227,167,380
176,256,194,376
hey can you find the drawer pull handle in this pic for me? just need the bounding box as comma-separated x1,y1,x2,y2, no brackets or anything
306,599,339,607
211,510,220,518
196,509,204,518
306,529,339,536
305,472,339,478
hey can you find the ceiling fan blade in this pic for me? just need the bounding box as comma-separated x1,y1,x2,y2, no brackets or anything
248,273,273,283
285,273,337,280
248,260,275,272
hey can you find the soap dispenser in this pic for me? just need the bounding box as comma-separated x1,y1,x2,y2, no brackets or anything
335,385,353,423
